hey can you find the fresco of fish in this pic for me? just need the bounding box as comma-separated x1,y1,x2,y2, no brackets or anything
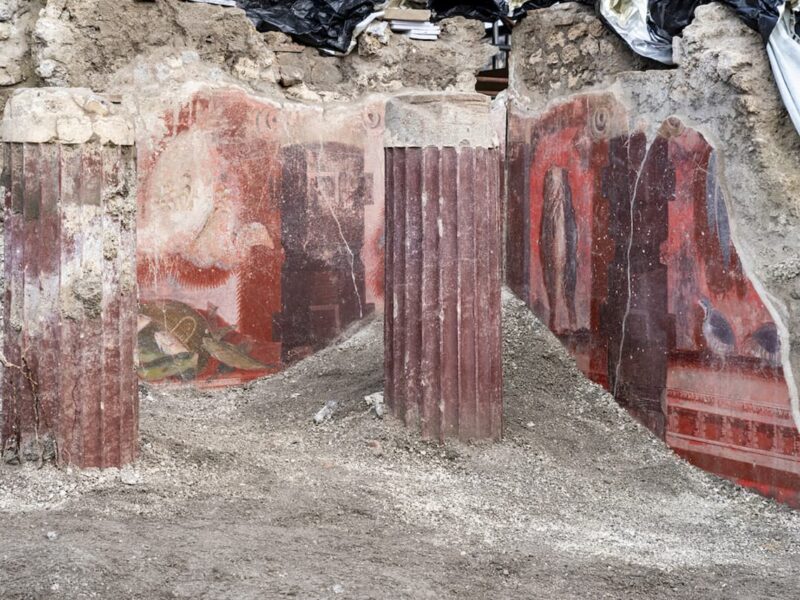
137,352,199,381
201,337,271,371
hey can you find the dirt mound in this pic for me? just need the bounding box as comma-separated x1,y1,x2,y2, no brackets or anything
1,290,799,599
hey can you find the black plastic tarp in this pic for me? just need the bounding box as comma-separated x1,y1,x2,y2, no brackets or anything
237,0,378,52
647,0,706,40
722,0,782,40
428,0,509,21
647,0,781,42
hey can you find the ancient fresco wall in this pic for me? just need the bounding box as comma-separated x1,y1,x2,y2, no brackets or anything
507,93,800,505
136,88,385,386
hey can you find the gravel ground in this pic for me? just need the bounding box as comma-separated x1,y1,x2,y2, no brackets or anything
1,290,799,599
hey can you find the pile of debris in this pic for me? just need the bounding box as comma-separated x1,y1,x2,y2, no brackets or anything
129,0,799,157
234,1,508,53
384,7,441,41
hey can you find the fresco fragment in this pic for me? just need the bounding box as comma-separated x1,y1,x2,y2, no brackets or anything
137,89,384,386
508,93,800,505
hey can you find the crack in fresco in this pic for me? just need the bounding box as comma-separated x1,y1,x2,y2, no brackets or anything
324,195,364,321
613,138,647,399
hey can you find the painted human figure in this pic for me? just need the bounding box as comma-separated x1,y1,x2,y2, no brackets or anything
540,166,578,332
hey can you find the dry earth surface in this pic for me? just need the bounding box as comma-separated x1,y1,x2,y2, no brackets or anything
1,290,799,599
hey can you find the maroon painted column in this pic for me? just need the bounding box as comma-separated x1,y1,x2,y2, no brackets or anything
1,89,138,467
384,94,503,441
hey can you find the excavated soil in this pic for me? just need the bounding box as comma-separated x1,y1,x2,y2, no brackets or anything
1,290,800,599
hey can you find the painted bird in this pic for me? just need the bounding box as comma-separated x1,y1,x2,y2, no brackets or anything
747,322,781,367
540,166,578,332
698,297,736,358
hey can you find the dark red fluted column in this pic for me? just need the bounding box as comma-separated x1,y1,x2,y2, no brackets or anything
384,94,503,441
1,89,138,467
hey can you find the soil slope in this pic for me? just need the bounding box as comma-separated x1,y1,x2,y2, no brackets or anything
1,290,799,599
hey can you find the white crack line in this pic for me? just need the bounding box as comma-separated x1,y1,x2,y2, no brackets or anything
613,139,647,400
322,189,363,321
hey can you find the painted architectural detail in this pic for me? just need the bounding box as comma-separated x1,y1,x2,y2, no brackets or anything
137,89,385,386
507,93,800,504
279,143,371,363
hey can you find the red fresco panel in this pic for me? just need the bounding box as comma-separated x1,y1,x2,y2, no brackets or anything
507,94,800,506
278,143,372,362
506,141,531,302
136,90,382,388
362,103,387,312
137,92,284,387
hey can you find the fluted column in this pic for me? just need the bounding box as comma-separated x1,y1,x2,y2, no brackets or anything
384,94,503,441
1,89,138,467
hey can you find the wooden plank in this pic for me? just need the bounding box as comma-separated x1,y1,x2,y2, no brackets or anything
383,8,431,21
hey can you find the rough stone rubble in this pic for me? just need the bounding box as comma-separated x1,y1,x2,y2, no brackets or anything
0,0,493,109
